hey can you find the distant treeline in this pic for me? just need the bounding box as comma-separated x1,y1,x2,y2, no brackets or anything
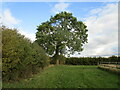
65,56,119,65
2,26,49,82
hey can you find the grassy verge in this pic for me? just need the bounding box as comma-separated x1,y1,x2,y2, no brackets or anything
3,65,120,88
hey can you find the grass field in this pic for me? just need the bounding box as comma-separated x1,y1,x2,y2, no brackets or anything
3,65,120,88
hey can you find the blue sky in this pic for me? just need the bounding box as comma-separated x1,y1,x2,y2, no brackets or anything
1,2,118,57
2,2,111,34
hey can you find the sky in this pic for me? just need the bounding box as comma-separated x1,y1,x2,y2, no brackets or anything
0,1,119,57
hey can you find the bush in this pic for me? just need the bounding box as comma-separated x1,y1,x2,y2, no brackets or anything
31,42,50,69
2,26,49,82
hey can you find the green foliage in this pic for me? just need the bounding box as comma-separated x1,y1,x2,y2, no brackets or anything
32,42,49,68
65,56,119,65
2,26,49,82
36,11,88,60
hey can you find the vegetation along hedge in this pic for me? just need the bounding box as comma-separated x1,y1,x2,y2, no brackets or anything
2,26,49,82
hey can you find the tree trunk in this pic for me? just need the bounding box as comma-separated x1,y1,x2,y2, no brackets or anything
56,60,59,65
53,44,60,65
53,53,59,65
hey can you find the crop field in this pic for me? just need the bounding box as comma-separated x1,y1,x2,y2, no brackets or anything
98,64,120,75
3,65,120,88
99,64,120,69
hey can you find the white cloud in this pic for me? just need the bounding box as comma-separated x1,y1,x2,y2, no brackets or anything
2,9,21,27
1,9,36,42
18,29,36,42
73,3,118,57
52,2,70,13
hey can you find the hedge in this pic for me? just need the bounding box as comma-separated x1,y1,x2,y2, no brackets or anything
65,56,119,65
2,26,49,82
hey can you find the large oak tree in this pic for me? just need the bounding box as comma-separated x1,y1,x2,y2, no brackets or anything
36,11,88,63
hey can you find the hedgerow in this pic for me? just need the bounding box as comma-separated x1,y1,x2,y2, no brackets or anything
2,26,49,82
65,56,119,65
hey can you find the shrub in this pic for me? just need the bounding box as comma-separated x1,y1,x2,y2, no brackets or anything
2,26,49,82
31,42,50,69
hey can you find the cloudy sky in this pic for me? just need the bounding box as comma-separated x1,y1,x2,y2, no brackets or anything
0,1,119,57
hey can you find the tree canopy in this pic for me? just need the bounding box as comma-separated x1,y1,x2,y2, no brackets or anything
36,11,88,59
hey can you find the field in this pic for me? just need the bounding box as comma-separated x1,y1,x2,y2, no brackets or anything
98,64,120,75
3,65,120,88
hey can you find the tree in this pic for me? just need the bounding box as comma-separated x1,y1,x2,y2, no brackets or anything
36,11,88,64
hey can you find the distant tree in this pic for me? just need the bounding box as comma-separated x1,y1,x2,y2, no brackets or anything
109,55,118,62
36,11,88,64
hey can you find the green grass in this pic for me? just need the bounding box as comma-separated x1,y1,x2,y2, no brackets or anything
3,65,120,88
